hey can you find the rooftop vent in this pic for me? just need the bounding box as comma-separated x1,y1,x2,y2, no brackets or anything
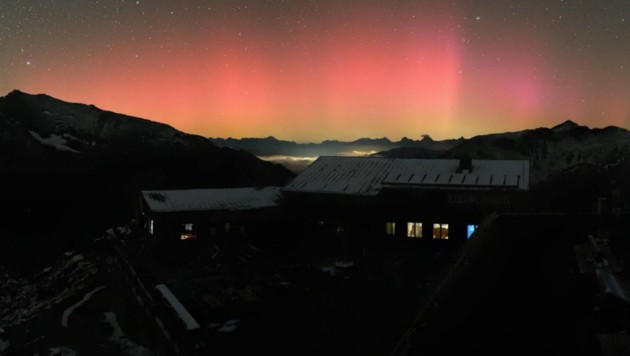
457,157,472,173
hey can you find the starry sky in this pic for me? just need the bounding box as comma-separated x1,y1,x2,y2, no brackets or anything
1,1,629,142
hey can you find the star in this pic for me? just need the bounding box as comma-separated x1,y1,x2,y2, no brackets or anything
0,0,629,141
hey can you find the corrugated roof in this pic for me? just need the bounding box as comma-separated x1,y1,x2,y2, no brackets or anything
282,156,395,196
383,159,528,189
283,157,529,196
142,186,282,213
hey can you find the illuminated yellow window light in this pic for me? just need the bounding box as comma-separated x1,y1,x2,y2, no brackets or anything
407,222,422,238
433,223,449,240
385,222,396,235
180,232,197,240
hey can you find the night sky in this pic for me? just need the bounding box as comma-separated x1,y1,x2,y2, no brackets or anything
2,1,629,142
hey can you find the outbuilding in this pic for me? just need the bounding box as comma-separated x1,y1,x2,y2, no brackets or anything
139,186,284,242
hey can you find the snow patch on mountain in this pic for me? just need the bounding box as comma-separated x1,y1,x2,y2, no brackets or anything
29,131,81,153
445,123,630,186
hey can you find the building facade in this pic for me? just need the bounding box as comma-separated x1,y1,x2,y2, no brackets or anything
139,157,529,246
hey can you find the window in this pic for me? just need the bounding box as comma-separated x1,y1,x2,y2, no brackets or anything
224,222,231,234
467,224,478,239
180,232,196,240
385,222,396,235
181,223,196,240
433,223,449,240
149,219,154,235
407,222,422,238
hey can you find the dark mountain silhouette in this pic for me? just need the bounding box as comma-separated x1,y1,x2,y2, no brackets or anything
379,120,630,212
442,120,630,184
0,90,293,270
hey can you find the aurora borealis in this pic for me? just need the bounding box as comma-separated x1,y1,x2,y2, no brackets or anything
2,1,629,142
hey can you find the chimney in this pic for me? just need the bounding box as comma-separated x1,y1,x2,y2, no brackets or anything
458,157,472,173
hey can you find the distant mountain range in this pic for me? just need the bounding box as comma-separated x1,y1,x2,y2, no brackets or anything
379,120,630,183
0,90,292,270
212,121,630,187
209,135,463,158
213,120,630,212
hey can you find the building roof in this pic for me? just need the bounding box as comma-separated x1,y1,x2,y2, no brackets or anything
282,157,529,196
383,159,529,189
142,186,282,213
282,156,395,196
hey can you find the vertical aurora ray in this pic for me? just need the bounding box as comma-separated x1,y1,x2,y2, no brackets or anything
3,1,629,141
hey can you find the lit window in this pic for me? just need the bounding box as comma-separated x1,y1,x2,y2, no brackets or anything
224,222,231,234
467,224,478,239
180,223,196,240
180,232,196,240
149,219,154,235
385,222,396,235
407,222,422,238
433,224,449,240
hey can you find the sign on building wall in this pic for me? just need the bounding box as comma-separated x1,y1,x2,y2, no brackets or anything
447,194,513,206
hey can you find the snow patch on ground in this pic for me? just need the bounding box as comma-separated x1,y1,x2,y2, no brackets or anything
99,226,133,241
103,312,150,356
29,131,81,153
335,260,354,268
217,319,240,333
0,337,9,352
248,243,266,254
321,266,336,276
61,285,106,328
1,256,98,328
48,346,78,356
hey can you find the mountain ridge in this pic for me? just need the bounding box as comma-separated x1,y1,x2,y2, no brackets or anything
0,90,294,270
210,134,462,157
